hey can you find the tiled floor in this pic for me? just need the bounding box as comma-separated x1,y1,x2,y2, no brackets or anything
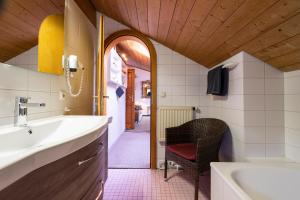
104,169,210,200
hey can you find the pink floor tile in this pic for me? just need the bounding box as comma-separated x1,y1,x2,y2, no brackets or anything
104,169,210,200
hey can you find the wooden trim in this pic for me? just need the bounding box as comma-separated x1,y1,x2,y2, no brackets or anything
104,29,157,169
97,15,105,115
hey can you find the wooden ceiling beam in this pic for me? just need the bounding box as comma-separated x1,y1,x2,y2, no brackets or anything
197,0,279,64
147,0,160,39
164,0,195,49
135,0,149,35
156,0,176,43
183,0,245,58
204,0,300,66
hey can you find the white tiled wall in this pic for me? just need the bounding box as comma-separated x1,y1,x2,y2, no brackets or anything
208,52,285,161
243,53,284,158
284,70,300,162
207,52,245,161
0,63,69,125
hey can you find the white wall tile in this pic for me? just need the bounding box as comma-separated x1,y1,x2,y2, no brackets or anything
265,78,284,94
28,71,51,92
244,78,264,94
171,96,186,106
266,126,285,143
186,75,201,86
172,65,186,75
186,85,201,95
172,52,186,64
0,90,27,117
0,117,14,126
245,144,266,157
284,70,300,162
243,61,265,78
285,128,300,148
228,79,243,95
0,63,28,90
265,63,284,78
157,65,172,75
244,95,265,110
157,75,172,86
186,64,202,75
171,86,185,95
185,96,200,106
158,54,172,64
266,111,284,126
265,95,284,111
244,111,265,126
286,145,300,161
284,94,300,112
284,76,300,94
285,111,300,130
244,126,266,143
172,75,186,86
266,144,284,157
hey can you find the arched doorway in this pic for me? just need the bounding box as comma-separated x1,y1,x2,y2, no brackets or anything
104,30,157,169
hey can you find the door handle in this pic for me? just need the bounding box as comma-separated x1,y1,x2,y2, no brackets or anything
77,147,104,166
103,96,109,99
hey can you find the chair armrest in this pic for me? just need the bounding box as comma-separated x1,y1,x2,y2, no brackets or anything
165,126,192,145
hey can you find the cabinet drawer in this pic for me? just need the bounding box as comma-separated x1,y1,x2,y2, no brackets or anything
81,173,104,200
51,145,105,200
0,129,108,200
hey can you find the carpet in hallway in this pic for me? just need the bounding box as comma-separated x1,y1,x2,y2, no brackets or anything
108,131,150,168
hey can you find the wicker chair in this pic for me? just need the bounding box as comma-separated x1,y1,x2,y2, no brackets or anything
164,118,228,200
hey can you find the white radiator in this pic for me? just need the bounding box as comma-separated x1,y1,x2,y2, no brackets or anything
157,106,194,142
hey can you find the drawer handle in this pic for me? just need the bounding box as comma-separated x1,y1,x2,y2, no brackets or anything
95,180,104,200
78,147,104,166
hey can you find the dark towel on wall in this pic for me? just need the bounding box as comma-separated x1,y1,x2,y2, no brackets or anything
207,65,229,96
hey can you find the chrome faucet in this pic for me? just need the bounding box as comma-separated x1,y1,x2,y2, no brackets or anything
14,97,46,127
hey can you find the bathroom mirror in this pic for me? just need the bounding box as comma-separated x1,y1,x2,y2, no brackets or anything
142,80,151,98
0,0,65,74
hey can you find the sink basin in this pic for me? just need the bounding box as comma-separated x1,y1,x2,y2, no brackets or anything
0,115,109,191
0,116,107,153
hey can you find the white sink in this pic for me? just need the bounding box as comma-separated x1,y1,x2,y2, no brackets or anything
0,115,109,190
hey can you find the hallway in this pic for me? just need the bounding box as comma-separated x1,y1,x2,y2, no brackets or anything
108,116,150,168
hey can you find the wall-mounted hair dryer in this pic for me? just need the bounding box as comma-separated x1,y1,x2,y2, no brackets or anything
62,55,85,97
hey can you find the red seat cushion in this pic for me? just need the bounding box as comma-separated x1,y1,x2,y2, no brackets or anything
167,143,197,161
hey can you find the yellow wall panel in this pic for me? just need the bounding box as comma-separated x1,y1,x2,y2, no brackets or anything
38,14,64,75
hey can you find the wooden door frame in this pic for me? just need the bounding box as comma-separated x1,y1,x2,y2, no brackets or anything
125,68,136,130
104,30,157,169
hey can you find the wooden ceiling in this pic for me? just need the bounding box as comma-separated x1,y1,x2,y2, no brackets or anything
0,0,64,62
116,40,150,71
92,0,300,71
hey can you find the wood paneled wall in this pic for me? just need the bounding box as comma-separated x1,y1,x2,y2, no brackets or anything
92,0,300,71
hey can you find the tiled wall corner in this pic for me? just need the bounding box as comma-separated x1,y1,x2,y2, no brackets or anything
243,52,284,158
207,52,245,161
284,70,300,162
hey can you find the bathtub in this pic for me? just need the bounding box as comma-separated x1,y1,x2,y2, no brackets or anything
211,162,300,200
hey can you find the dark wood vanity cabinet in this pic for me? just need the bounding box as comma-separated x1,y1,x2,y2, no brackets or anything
0,128,108,200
